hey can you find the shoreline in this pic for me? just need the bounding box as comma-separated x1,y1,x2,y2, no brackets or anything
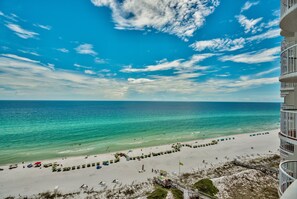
0,128,279,166
0,129,280,198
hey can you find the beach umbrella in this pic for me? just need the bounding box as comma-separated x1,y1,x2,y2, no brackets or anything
34,162,41,165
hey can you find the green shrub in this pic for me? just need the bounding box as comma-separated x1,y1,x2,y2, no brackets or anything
193,178,218,196
171,188,183,199
147,188,168,199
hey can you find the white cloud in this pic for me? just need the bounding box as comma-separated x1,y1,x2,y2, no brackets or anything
125,72,278,98
190,38,245,52
84,70,96,75
219,47,280,64
265,19,278,28
0,55,126,99
94,57,106,64
91,0,220,40
47,63,55,71
57,48,69,53
5,23,39,39
128,78,154,84
75,44,97,56
19,50,40,57
255,67,279,77
191,28,280,52
74,63,92,69
121,54,214,73
228,77,278,88
247,28,280,42
241,1,259,12
272,9,280,17
1,54,39,63
216,73,230,77
34,24,51,30
236,14,263,34
0,12,19,22
0,54,279,101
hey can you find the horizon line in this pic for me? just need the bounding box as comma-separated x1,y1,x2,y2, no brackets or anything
0,99,282,103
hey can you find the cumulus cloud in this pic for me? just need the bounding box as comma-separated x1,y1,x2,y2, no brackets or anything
5,23,39,39
91,0,220,40
75,44,97,56
121,54,214,73
219,47,280,64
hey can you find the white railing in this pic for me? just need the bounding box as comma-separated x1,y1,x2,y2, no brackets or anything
281,40,297,52
280,110,297,139
281,0,297,18
281,43,297,76
279,161,297,196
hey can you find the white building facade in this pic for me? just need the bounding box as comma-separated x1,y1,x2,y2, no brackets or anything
279,0,297,197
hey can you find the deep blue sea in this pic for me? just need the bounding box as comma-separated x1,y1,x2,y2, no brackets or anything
0,101,280,164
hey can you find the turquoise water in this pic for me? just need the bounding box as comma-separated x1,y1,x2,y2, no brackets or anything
0,101,280,165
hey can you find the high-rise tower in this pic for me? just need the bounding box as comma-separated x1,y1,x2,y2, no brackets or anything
278,0,297,197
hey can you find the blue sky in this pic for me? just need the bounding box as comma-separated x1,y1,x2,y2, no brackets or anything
0,0,281,101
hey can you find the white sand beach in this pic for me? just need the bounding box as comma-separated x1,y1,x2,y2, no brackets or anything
0,129,280,198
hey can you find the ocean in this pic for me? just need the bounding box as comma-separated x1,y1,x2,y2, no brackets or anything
0,101,280,165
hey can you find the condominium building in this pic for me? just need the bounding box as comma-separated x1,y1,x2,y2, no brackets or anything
279,0,297,197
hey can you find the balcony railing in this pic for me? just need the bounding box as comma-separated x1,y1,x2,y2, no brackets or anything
281,103,296,110
280,140,295,154
281,82,297,90
280,110,297,139
281,40,297,52
281,43,297,76
281,0,297,18
279,161,297,196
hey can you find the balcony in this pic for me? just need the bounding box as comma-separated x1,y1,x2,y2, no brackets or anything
281,40,297,52
280,42,297,82
280,110,297,141
281,83,296,97
280,139,295,154
281,82,296,91
281,103,297,110
280,0,297,33
279,161,297,196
